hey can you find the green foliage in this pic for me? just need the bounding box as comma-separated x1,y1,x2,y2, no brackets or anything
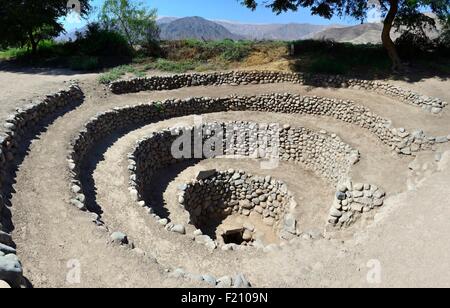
69,56,99,71
71,23,133,59
146,59,198,73
154,101,165,113
98,65,145,84
0,0,91,53
242,0,450,25
162,39,267,62
395,31,434,59
99,0,159,47
1,24,133,71
308,58,347,75
241,0,450,68
0,47,28,60
438,19,450,49
0,40,67,62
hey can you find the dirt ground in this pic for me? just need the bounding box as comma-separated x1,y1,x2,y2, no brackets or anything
1,65,450,288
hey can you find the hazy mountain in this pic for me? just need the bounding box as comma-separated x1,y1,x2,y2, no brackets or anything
60,14,443,44
157,17,180,25
216,21,341,41
312,15,441,44
159,16,243,40
312,23,386,44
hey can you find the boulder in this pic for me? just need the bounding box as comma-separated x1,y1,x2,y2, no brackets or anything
0,254,22,287
171,224,186,235
0,244,16,255
283,214,297,234
110,232,128,245
232,273,251,288
196,170,216,181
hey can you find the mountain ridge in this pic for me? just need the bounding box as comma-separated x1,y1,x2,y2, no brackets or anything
159,16,243,41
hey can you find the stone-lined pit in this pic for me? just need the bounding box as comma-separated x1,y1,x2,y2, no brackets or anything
179,170,297,247
4,70,449,288
68,92,431,248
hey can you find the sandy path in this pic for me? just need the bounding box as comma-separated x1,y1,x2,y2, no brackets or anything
0,67,97,132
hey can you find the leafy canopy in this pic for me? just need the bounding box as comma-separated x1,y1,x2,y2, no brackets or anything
241,0,450,25
99,0,159,47
0,0,91,50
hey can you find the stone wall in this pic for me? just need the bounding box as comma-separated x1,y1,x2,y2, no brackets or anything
178,170,297,240
68,93,433,239
329,180,386,226
109,71,447,113
0,84,84,287
129,122,358,203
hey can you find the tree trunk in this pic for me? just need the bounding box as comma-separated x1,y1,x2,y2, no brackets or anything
28,31,38,55
30,41,38,55
382,0,402,71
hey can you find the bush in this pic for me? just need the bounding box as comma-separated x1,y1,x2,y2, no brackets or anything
436,25,450,55
161,39,253,62
98,65,143,84
0,47,28,60
395,31,434,59
147,58,198,73
308,58,347,75
70,23,133,61
69,56,99,71
0,24,134,70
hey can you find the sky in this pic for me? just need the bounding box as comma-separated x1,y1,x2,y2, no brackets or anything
64,0,378,32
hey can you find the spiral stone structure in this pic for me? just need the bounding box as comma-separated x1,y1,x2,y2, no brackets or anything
1,71,449,288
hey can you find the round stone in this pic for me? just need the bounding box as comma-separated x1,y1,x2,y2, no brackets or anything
336,192,346,200
158,219,168,226
111,232,128,245
171,224,186,235
202,274,217,286
0,280,11,288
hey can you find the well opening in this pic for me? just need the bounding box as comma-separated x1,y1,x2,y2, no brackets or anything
222,228,245,245
178,169,299,247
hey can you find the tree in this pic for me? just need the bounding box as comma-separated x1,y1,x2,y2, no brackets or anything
240,0,450,70
0,0,91,54
99,0,159,48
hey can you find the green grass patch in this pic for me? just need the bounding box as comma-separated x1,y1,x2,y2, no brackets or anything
153,101,165,113
0,47,29,60
69,56,100,71
145,58,199,73
161,39,282,63
98,65,145,84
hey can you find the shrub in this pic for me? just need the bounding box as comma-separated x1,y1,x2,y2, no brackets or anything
147,58,198,73
72,23,133,59
395,31,434,59
161,39,253,62
308,57,348,75
436,24,450,55
69,56,99,71
98,65,141,84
